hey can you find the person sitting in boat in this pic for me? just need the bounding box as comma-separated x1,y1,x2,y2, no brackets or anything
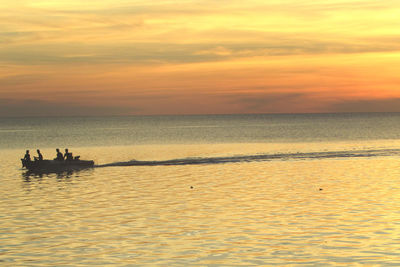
55,148,64,161
24,150,31,162
34,149,43,161
64,148,73,161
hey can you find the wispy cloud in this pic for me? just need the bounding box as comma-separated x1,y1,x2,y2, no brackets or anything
326,98,400,113
0,98,136,117
2,0,400,65
1,0,400,115
225,92,322,113
2,37,400,66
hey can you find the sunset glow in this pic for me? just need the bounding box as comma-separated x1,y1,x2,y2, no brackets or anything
1,0,400,116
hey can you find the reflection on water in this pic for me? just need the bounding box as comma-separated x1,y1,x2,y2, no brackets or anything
21,169,95,195
1,144,400,265
22,168,94,181
22,169,93,183
22,170,74,181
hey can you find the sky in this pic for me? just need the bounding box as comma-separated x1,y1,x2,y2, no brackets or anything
1,0,400,116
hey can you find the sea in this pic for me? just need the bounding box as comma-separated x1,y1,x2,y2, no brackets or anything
1,113,400,266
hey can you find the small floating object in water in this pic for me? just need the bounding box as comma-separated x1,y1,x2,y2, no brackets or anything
319,188,323,191
190,186,194,189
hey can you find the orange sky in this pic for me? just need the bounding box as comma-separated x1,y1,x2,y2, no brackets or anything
1,0,400,116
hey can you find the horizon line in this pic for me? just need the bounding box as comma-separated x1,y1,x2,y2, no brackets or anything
1,111,400,119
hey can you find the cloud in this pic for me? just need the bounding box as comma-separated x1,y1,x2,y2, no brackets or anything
2,35,400,66
1,1,400,116
326,98,400,113
0,98,137,117
2,1,400,60
23,0,395,18
2,0,400,67
195,46,233,56
0,74,46,86
225,92,321,113
224,94,400,114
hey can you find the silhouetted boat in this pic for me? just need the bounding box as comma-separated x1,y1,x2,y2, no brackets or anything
21,158,94,172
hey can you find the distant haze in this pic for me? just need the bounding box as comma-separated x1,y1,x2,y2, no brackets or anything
1,0,400,117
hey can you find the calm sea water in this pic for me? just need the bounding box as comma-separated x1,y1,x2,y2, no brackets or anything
1,113,400,266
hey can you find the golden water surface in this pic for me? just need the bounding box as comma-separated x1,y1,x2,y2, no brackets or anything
1,143,400,266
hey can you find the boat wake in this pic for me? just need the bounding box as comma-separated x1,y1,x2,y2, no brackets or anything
95,148,400,168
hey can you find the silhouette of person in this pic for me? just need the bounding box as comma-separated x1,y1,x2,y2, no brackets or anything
64,148,73,161
35,149,43,161
24,150,31,161
55,148,64,161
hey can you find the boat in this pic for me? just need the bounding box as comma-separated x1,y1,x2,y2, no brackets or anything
21,158,95,172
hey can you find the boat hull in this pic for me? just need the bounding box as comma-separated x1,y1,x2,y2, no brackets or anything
21,159,94,172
